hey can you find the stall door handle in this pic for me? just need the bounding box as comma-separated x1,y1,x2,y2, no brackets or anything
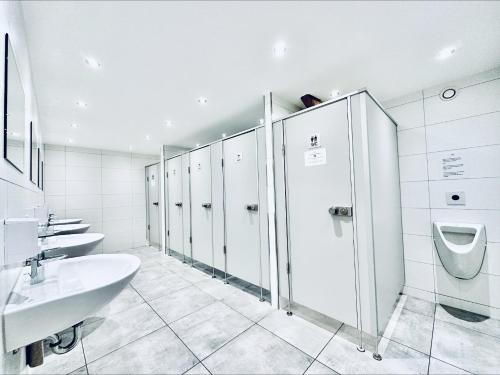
175,202,183,207
246,204,259,212
328,206,352,217
202,203,212,209
153,202,159,206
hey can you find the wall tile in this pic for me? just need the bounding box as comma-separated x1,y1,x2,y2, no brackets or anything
400,181,429,208
65,208,102,224
405,260,434,292
428,145,500,181
66,166,101,182
386,100,424,131
426,111,500,153
102,168,131,182
102,154,131,169
44,149,65,166
66,151,101,168
399,154,428,182
103,206,133,221
403,234,434,264
66,195,102,210
45,195,65,211
429,178,500,210
459,272,500,309
482,242,500,276
102,181,132,195
66,180,101,195
45,165,66,181
44,180,65,196
397,127,427,156
402,208,431,236
424,78,500,125
102,194,132,208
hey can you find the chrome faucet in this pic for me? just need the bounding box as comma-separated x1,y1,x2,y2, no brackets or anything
25,251,67,285
48,213,56,226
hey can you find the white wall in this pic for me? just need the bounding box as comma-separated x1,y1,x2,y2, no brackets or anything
44,145,159,253
0,2,43,372
384,66,500,318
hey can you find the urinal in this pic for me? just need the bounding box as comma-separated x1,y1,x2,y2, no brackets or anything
433,222,486,280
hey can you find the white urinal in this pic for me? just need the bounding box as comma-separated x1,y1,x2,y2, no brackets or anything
433,222,486,280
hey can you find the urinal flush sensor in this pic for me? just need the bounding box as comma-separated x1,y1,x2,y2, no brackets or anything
446,191,465,205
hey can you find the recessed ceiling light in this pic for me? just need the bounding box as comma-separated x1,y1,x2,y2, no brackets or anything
76,100,87,108
145,134,151,141
70,123,78,129
330,89,341,98
222,133,227,138
84,57,101,69
436,46,458,60
197,97,208,105
67,138,74,144
165,120,173,127
195,143,200,147
259,118,265,125
273,41,287,58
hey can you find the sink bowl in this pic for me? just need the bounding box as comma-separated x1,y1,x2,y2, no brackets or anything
52,224,90,235
39,233,105,258
50,218,82,225
3,254,141,351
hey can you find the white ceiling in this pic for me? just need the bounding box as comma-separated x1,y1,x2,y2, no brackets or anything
21,1,500,155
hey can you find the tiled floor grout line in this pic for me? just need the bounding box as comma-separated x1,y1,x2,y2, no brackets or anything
300,323,343,375
426,304,437,374
138,285,212,374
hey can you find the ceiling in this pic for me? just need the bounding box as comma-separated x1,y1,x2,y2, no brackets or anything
21,1,500,155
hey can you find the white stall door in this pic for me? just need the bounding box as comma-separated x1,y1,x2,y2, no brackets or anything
167,156,183,254
283,99,357,327
190,147,213,266
146,163,160,248
224,131,262,286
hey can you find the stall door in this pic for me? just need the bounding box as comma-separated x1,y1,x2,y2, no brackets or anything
146,163,160,248
224,131,261,286
283,99,357,327
190,147,213,266
167,156,183,254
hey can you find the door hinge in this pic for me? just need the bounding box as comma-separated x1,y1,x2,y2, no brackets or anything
147,177,149,182
188,166,191,174
286,262,290,274
282,144,286,155
147,224,150,230
221,158,224,168
167,230,170,236
223,245,227,254
166,172,168,178
189,236,192,244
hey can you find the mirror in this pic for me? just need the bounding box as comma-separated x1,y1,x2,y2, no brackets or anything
3,34,25,172
30,121,38,184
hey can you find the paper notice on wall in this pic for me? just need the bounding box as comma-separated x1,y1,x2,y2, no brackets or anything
442,152,465,178
304,148,326,167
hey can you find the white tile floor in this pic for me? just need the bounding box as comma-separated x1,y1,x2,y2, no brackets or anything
26,246,500,374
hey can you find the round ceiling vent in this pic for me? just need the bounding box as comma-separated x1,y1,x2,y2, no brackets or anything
440,87,457,101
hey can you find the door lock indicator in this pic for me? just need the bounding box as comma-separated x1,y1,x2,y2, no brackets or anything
246,204,259,212
175,202,183,207
202,203,212,209
328,206,352,217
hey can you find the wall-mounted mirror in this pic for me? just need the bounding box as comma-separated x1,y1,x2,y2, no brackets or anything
30,121,38,184
3,34,25,173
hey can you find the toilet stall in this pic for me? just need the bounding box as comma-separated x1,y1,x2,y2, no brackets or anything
273,91,404,357
145,163,161,249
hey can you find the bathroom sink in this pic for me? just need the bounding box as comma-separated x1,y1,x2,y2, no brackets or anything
50,218,83,225
51,224,90,236
3,254,141,351
39,233,105,258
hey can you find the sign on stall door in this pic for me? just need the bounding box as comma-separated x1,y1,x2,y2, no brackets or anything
304,148,327,167
235,152,243,162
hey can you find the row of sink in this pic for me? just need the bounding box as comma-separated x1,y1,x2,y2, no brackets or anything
3,213,141,356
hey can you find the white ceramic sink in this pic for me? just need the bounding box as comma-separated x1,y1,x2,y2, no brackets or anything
50,218,82,225
39,233,105,258
52,224,90,235
3,254,140,351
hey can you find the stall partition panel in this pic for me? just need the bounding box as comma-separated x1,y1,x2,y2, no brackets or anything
210,142,225,271
223,131,262,287
181,153,192,260
283,99,358,327
257,127,270,290
146,163,160,248
167,156,184,255
190,147,213,266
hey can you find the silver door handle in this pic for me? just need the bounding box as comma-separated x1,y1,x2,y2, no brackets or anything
153,202,159,206
246,204,258,212
175,202,183,207
202,203,212,209
328,206,352,217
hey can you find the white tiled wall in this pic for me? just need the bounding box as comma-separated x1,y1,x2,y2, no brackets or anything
385,66,500,318
44,145,159,253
